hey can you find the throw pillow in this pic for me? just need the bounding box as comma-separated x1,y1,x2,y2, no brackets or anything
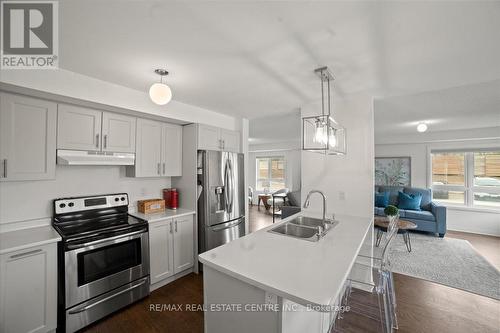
375,192,390,207
398,191,422,211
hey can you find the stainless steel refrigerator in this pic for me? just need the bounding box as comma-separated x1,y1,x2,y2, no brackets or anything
198,150,245,254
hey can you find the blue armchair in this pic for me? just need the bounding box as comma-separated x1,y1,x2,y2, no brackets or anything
374,186,447,237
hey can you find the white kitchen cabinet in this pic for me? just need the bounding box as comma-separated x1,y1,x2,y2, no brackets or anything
149,214,194,287
161,123,182,176
132,118,163,177
0,92,57,181
0,243,57,333
149,219,175,284
220,129,240,152
173,215,194,273
198,124,222,150
128,120,182,177
197,124,240,152
58,105,137,154
101,112,136,153
57,104,102,151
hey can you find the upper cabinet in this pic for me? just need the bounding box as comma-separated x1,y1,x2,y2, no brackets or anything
197,124,240,152
198,125,221,151
162,123,182,176
101,112,136,153
57,104,136,153
220,129,240,152
57,104,102,151
127,119,182,177
0,92,56,181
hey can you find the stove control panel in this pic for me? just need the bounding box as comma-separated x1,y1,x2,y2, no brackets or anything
54,194,129,214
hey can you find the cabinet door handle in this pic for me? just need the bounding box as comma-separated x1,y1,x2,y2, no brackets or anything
157,163,161,175
163,162,166,175
175,220,178,232
169,221,173,234
2,159,6,178
10,249,42,259
96,134,99,148
103,134,107,149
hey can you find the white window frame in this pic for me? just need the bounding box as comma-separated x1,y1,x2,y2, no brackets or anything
255,156,286,192
429,149,500,210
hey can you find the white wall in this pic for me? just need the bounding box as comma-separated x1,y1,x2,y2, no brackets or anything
301,93,374,219
0,166,171,232
375,138,500,236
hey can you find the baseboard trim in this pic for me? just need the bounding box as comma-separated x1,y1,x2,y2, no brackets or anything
447,228,500,238
150,268,194,292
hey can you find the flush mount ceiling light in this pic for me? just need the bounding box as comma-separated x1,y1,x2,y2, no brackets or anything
302,66,346,155
149,69,172,105
417,123,428,132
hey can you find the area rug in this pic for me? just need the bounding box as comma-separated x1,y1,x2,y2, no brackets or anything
374,233,500,300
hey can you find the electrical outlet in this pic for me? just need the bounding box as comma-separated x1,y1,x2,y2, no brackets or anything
265,292,278,305
339,191,346,200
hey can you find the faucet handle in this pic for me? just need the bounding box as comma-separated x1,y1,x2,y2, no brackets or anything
332,213,336,221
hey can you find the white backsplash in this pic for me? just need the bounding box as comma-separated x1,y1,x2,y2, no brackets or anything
0,165,171,231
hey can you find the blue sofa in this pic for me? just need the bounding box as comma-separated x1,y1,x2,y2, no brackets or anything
374,186,447,237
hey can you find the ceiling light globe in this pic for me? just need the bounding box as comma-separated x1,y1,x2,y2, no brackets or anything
149,83,172,105
417,123,428,133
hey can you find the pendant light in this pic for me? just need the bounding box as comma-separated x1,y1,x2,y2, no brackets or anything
149,69,172,105
302,66,346,155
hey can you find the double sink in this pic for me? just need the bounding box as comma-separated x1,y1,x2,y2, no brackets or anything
268,215,338,242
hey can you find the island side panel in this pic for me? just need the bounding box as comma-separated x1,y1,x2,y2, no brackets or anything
203,266,282,333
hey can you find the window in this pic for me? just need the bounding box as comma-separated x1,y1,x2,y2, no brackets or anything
256,156,285,192
473,152,500,207
431,150,500,208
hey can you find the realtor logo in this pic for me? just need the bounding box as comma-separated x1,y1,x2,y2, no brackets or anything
1,1,58,68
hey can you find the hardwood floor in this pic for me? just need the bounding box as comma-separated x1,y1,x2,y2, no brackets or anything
83,223,500,333
84,273,204,333
248,202,277,233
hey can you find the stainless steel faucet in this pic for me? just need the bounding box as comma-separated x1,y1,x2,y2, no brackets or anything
303,190,328,228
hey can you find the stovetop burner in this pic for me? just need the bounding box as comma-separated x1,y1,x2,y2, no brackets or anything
52,193,147,243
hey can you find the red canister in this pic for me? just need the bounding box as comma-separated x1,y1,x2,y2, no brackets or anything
163,188,179,210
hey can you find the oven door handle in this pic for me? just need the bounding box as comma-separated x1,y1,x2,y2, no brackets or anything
68,277,149,314
66,229,146,250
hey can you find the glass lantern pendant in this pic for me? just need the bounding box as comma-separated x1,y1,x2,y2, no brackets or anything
302,67,346,155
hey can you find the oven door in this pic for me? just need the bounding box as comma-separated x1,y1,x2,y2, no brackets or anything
65,229,149,308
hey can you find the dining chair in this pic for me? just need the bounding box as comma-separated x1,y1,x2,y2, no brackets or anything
267,188,289,222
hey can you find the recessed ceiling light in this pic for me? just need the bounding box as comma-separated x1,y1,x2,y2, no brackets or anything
149,69,172,105
417,123,428,132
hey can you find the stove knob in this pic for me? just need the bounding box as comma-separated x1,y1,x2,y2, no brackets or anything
68,202,74,207
115,197,120,202
121,197,125,201
59,203,66,208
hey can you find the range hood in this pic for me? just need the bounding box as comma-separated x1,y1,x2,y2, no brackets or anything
57,150,135,166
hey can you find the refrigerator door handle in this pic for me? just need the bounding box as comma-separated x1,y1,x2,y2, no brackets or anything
211,218,243,232
228,156,234,213
224,157,231,213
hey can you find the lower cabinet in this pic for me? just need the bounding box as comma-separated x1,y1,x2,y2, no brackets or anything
0,243,57,333
149,214,194,286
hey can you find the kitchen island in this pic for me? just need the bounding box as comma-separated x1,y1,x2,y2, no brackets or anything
198,212,374,333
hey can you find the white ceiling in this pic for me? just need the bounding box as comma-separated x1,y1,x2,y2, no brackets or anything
374,79,500,139
59,1,500,119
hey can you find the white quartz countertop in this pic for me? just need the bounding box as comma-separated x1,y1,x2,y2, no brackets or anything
198,212,373,309
129,208,195,223
0,225,62,255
